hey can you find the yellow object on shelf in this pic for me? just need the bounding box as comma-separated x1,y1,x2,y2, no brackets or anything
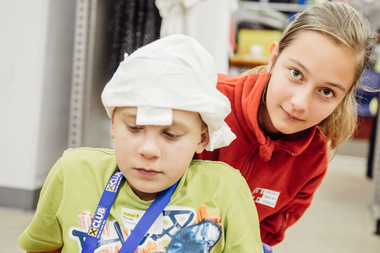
237,29,283,57
369,97,378,116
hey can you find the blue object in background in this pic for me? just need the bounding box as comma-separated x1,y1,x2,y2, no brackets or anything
356,69,380,117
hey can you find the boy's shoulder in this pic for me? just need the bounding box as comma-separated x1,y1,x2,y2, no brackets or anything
189,159,243,180
63,147,115,156
184,160,250,201
60,147,116,168
52,147,118,181
191,159,238,170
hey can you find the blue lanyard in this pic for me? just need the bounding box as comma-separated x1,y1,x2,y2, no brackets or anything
81,169,178,253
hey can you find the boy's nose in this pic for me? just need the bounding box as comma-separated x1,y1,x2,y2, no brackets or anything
139,135,161,159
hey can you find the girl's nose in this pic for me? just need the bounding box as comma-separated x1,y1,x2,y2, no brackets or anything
290,86,312,112
139,134,161,159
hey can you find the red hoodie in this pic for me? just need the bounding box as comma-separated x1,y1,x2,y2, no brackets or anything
197,72,329,245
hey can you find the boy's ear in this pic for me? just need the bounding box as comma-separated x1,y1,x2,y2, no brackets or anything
267,41,279,72
195,127,210,154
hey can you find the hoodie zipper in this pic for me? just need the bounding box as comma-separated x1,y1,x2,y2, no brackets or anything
278,211,290,237
282,148,296,156
242,148,259,179
242,146,296,179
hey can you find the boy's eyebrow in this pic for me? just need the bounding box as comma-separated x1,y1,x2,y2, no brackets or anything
121,111,137,118
289,58,347,93
170,119,191,129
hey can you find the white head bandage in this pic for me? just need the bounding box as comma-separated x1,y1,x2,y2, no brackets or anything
101,34,236,151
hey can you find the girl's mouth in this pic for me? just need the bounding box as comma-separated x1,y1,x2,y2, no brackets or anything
281,107,303,122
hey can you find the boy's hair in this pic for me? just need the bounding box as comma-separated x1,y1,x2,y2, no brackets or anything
243,0,375,150
101,34,236,151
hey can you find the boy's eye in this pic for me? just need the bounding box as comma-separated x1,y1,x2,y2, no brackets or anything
321,88,335,98
128,125,143,131
290,69,302,80
164,131,182,139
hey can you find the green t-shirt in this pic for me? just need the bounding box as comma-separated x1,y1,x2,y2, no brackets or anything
18,148,263,253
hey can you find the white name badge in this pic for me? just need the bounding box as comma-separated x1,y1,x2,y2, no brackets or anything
121,207,164,234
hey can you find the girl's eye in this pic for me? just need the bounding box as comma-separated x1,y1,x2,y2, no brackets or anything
290,69,302,80
321,88,335,98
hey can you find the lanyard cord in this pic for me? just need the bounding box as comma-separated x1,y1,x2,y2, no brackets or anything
81,169,178,253
119,180,178,253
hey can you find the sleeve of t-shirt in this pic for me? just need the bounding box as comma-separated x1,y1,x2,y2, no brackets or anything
18,157,64,252
223,175,264,253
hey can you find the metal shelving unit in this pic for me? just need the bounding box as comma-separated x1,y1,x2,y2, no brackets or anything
372,95,380,234
68,0,116,149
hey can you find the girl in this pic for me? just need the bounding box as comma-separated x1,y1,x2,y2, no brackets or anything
197,0,375,246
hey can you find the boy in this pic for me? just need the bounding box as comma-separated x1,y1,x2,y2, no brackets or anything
18,35,264,252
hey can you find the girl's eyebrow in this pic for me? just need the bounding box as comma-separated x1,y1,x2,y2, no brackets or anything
325,82,347,93
289,58,309,75
289,58,346,93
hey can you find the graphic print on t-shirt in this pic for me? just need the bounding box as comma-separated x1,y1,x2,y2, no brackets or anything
68,206,222,252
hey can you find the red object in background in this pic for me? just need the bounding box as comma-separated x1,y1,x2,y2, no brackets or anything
229,16,236,52
353,116,374,140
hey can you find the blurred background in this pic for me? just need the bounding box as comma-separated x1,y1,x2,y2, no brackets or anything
1,0,380,252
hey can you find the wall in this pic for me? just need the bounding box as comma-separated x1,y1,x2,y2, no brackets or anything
0,0,76,209
350,0,380,29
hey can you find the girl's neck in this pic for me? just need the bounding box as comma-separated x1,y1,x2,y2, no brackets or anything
257,99,284,140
